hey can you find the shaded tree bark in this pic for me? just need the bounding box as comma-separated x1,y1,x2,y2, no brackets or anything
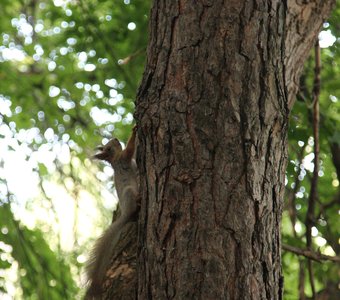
100,223,137,300
100,1,335,299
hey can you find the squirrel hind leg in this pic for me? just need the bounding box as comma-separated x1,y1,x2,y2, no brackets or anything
84,284,102,299
84,269,104,299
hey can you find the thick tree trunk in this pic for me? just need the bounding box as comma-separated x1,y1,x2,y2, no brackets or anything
136,1,288,299
99,1,335,299
133,1,334,299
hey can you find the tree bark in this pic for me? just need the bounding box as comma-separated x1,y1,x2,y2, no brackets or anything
101,223,137,300
133,1,334,299
285,0,335,107
100,1,335,299
136,2,288,299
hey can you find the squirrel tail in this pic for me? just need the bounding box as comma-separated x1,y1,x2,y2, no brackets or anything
85,217,127,297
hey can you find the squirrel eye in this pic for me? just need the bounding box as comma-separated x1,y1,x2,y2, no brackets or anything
103,144,111,151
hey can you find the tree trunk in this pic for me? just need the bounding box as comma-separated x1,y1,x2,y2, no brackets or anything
101,223,137,300
100,1,335,299
136,2,287,299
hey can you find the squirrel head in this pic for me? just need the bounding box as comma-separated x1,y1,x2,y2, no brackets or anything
93,138,123,163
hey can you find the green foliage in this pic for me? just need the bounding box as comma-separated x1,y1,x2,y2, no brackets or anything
0,0,149,149
0,204,76,298
0,0,151,298
283,4,340,297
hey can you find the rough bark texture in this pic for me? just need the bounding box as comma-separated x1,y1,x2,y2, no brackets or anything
136,1,287,299
100,1,335,299
285,0,335,107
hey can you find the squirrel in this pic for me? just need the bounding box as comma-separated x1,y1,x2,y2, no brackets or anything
85,126,139,298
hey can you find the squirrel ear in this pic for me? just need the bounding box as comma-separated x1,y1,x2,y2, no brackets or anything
112,138,122,148
93,152,108,160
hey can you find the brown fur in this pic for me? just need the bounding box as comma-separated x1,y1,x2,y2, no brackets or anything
85,128,138,298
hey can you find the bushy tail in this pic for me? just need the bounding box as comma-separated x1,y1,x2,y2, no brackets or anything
85,217,127,297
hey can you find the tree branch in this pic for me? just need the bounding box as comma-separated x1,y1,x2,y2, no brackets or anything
305,40,321,300
282,244,340,263
286,144,306,238
305,41,321,248
285,0,336,107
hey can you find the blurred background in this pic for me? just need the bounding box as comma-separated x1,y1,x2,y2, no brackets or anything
0,0,339,299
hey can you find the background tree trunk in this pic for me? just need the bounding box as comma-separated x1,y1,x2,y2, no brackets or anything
101,1,335,299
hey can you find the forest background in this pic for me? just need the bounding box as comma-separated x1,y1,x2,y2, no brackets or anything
0,0,339,299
